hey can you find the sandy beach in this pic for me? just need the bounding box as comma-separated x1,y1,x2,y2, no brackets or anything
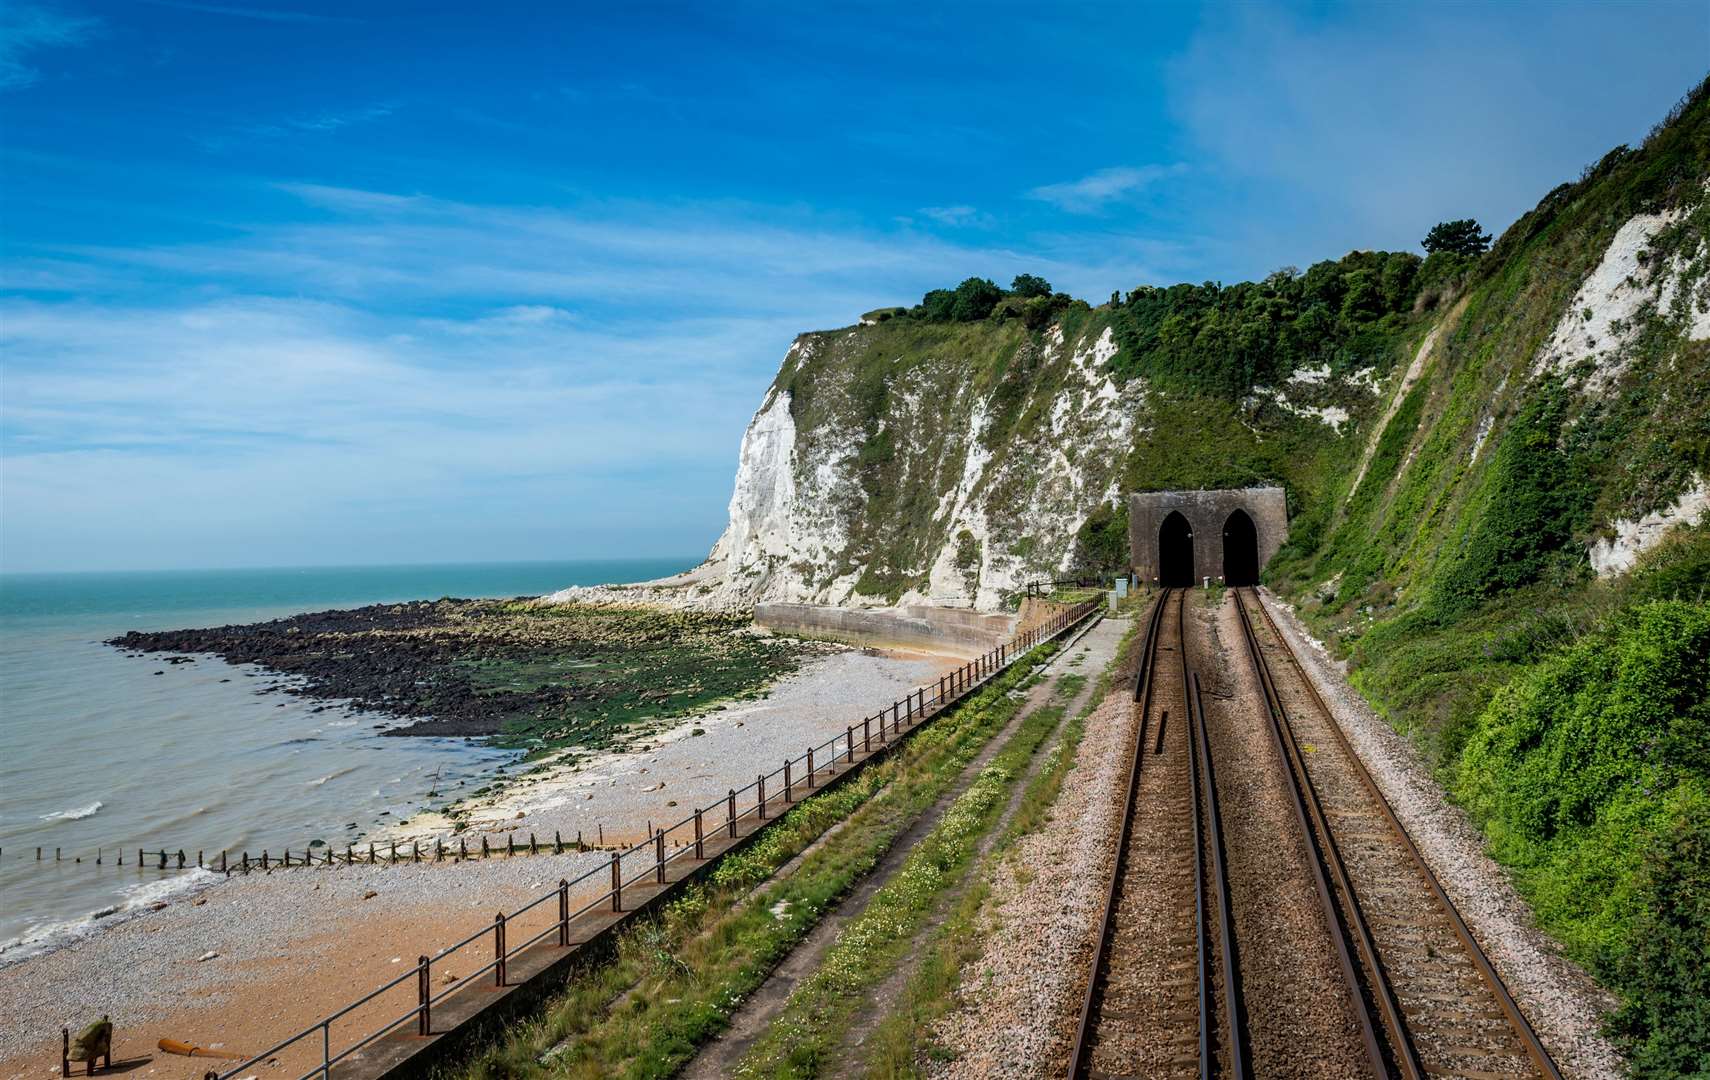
0,645,956,1080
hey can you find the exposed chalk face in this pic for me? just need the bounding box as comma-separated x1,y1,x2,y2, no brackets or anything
1347,322,1442,503
1535,200,1710,392
1588,476,1710,578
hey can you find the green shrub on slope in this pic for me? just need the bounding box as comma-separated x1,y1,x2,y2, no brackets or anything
1455,601,1710,1074
1432,382,1595,615
1610,786,1710,1079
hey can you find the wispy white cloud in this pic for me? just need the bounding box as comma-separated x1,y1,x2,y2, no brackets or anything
135,0,359,24
0,3,99,91
2,182,1177,570
918,205,987,227
195,103,397,151
0,295,773,569
1027,164,1186,214
36,182,1164,311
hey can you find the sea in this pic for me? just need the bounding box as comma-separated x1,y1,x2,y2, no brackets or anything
0,558,692,964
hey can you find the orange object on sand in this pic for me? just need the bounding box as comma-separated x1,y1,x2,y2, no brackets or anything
156,1040,243,1060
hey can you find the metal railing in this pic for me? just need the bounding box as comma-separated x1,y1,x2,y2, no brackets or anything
1024,576,1108,597
206,599,1103,1080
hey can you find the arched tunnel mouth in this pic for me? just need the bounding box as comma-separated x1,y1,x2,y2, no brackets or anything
1159,511,1194,587
1223,509,1259,586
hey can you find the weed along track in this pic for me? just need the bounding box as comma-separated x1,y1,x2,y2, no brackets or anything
1232,588,1562,1080
709,615,1123,1078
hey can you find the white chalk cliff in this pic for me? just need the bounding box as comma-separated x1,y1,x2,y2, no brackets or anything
548,324,1146,612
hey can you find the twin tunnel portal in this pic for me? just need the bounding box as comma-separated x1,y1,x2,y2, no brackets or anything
1128,486,1288,588
1157,507,1257,586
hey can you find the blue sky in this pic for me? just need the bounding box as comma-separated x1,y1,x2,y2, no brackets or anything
3,1,1706,574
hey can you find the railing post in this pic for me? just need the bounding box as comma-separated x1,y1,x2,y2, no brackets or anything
321,1022,329,1080
728,789,737,838
757,774,767,820
493,912,507,987
783,760,793,802
694,808,705,859
938,675,946,704
863,716,870,752
892,700,900,734
846,726,855,762
417,955,430,1035
558,879,570,946
806,747,816,789
610,853,622,912
655,828,666,884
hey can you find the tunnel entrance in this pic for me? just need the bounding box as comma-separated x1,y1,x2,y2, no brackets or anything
1159,511,1195,586
1223,509,1259,585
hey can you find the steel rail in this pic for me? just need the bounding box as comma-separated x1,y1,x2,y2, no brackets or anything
1069,590,1238,1079
1182,596,1212,1080
1065,587,1170,1079
1243,588,1563,1080
1232,587,1391,1078
1189,671,1249,1078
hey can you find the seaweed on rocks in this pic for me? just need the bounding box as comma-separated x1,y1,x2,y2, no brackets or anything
109,599,816,751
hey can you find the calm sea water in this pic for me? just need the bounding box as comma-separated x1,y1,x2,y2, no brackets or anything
0,558,692,962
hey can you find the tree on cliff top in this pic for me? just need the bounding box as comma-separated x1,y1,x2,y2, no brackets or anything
1010,273,1052,298
1423,218,1492,257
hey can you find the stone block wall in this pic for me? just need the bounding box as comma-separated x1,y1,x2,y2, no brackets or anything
754,602,1017,658
1127,486,1289,585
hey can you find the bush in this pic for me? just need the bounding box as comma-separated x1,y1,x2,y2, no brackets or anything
1455,601,1710,1075
950,277,1005,321
1609,785,1710,1078
1010,273,1052,298
918,288,956,321
1071,500,1129,573
1108,249,1422,398
1432,384,1592,614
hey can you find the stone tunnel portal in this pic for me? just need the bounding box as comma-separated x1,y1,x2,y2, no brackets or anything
1127,487,1288,586
1158,511,1195,587
1222,509,1259,586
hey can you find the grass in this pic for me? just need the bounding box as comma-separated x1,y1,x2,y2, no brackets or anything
444,637,1067,1080
730,669,1089,1078
858,619,1142,1077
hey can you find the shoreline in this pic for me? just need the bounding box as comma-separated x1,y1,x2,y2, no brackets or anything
0,643,958,1078
4,594,824,960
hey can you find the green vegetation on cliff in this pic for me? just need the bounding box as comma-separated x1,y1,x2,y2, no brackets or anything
1268,79,1710,1074
762,77,1709,1073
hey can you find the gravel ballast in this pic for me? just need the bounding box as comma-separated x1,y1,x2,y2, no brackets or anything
927,666,1139,1076
1198,595,1370,1077
1258,589,1624,1080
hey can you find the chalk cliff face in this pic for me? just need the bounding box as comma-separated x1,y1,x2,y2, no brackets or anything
559,321,1159,611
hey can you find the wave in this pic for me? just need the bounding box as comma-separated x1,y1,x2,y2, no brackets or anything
307,766,358,787
0,867,219,968
39,800,103,822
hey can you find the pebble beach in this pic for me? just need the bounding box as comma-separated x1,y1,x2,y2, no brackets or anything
0,643,955,1080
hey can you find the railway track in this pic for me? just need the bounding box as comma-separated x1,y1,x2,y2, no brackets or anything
1069,589,1247,1079
1232,586,1561,1080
